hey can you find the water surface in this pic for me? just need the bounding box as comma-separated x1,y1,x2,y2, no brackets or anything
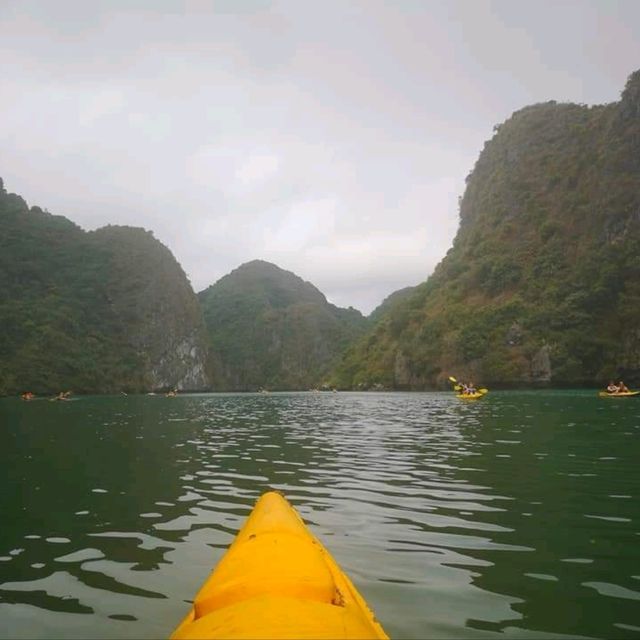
1,391,639,638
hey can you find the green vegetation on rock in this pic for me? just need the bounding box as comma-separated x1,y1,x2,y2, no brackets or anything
368,286,418,325
331,70,640,390
199,260,368,390
0,180,210,396
4,70,639,395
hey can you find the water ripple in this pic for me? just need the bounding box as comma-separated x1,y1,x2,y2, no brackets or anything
1,390,639,639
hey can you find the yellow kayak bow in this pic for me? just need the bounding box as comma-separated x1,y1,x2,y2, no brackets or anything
171,491,388,639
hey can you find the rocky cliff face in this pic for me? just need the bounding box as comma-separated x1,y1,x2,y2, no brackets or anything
90,226,210,391
0,182,210,395
199,260,368,390
331,69,640,389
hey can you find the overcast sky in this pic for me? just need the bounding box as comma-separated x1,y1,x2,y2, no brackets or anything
1,0,639,313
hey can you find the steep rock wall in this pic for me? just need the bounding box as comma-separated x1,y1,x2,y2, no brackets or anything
0,184,211,395
331,70,640,389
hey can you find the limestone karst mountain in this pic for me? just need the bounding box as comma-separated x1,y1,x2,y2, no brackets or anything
0,180,210,395
199,260,368,390
3,71,639,395
331,70,640,389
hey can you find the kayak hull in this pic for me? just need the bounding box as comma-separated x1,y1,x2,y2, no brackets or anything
171,492,388,639
456,392,485,399
598,391,639,397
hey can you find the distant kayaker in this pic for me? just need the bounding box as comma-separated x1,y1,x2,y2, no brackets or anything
618,381,629,393
607,381,619,393
460,382,476,395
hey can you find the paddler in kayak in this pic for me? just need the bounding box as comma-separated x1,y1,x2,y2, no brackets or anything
606,381,619,393
618,381,630,393
461,382,477,395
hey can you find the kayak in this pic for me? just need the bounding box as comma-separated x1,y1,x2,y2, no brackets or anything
598,390,640,397
456,392,485,399
171,491,388,640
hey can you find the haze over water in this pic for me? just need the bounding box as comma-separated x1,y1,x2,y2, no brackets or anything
1,391,639,639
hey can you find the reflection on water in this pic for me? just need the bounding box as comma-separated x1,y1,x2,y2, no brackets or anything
1,391,639,639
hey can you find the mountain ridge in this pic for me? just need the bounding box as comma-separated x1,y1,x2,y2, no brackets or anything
330,70,640,390
0,181,210,395
3,71,639,394
198,259,368,390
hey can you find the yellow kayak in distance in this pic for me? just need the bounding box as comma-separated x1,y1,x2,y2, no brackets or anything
171,491,388,640
598,390,640,397
456,392,486,399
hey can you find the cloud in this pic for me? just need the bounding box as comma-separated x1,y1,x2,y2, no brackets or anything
262,197,337,252
235,153,281,190
1,0,639,315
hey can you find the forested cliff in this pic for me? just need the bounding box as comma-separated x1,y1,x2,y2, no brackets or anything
199,260,368,390
3,70,639,395
331,70,640,389
0,181,210,395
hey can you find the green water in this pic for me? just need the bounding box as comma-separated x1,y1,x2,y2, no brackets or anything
0,391,639,639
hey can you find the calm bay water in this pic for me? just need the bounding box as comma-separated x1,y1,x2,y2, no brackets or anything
0,390,639,639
